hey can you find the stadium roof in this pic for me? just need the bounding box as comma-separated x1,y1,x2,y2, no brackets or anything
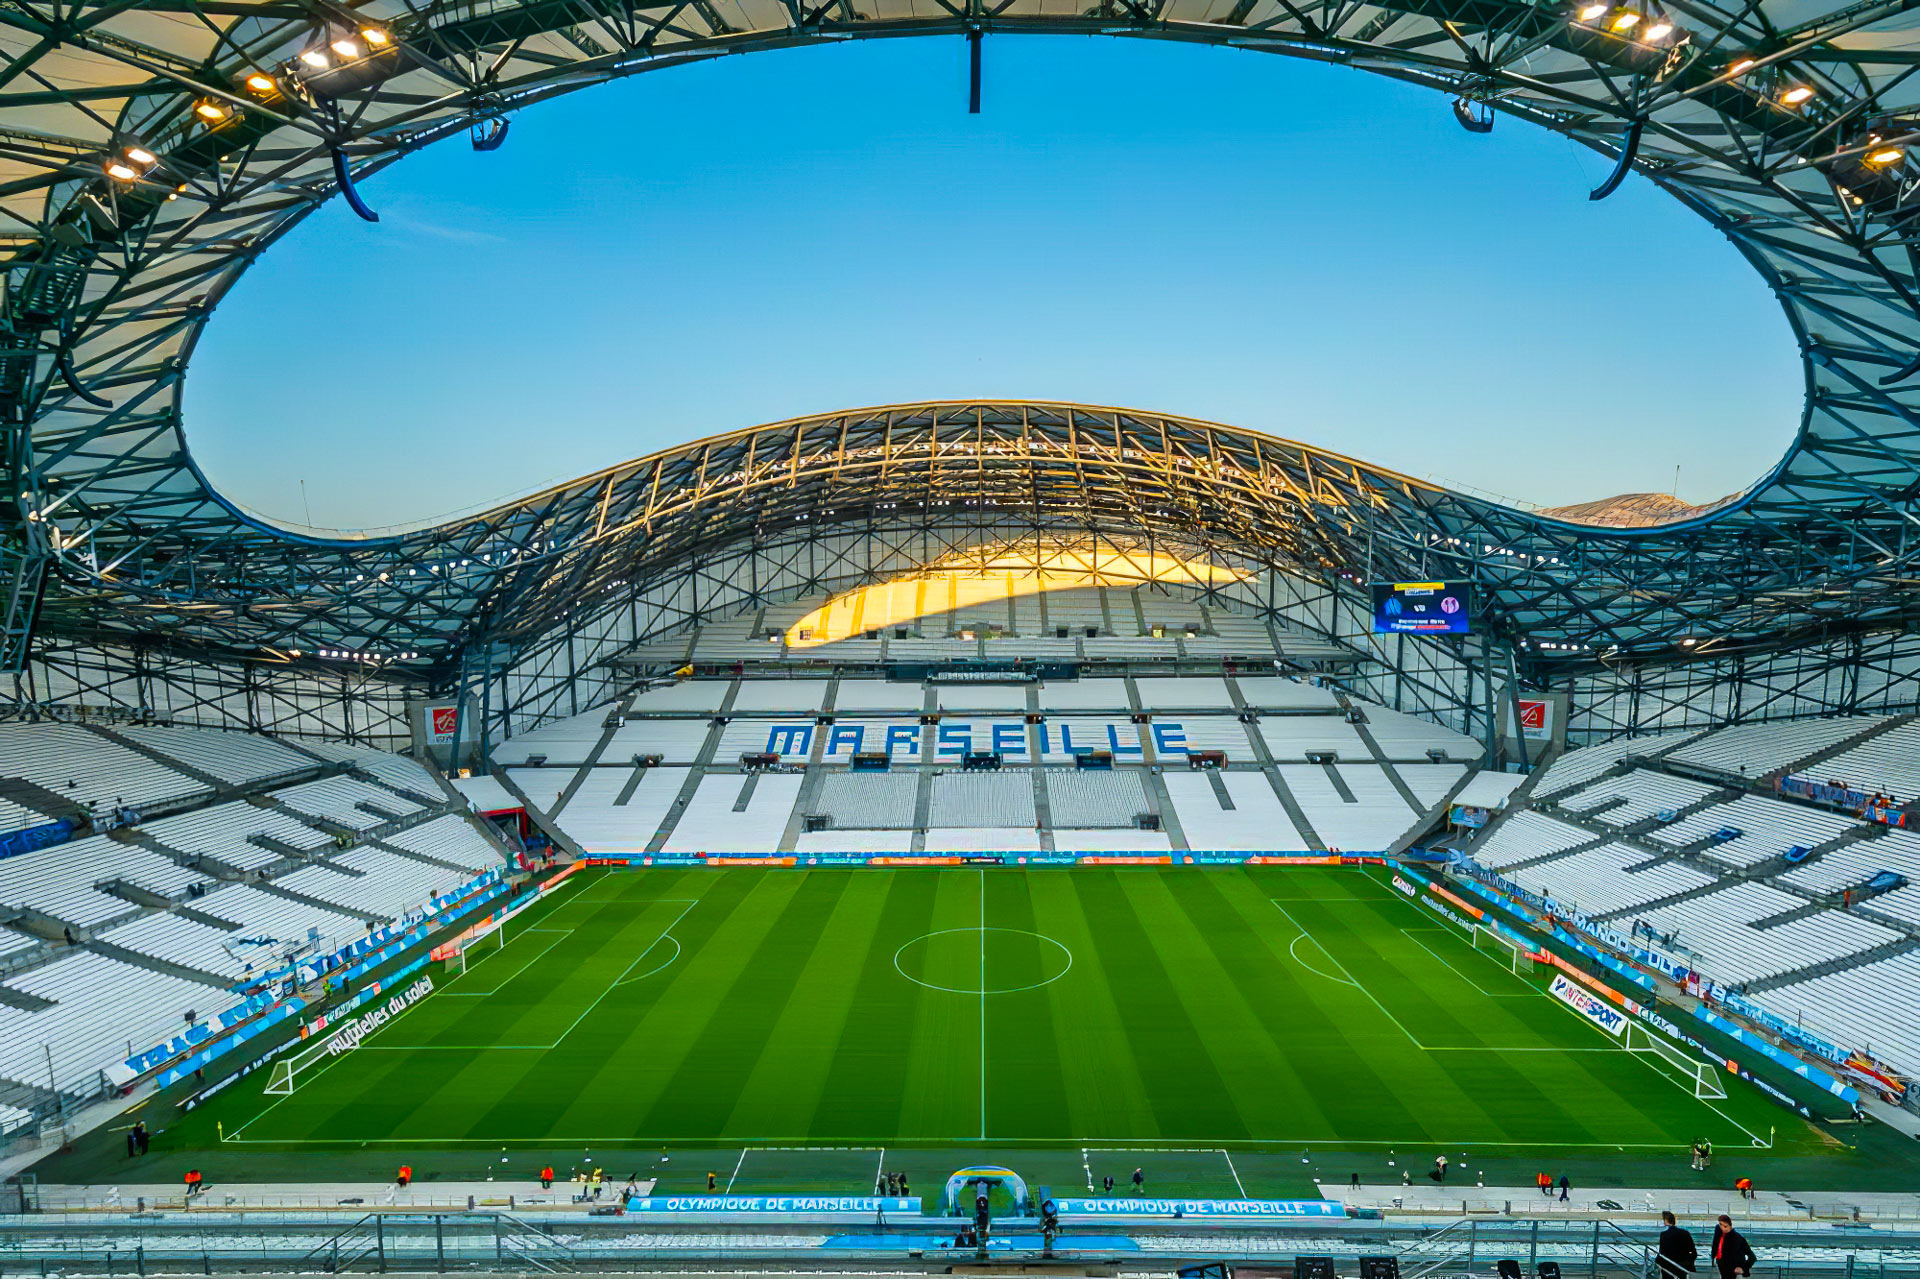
6,1,1920,681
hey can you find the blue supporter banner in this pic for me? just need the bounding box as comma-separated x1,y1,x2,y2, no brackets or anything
627,1196,920,1214
1053,1199,1344,1217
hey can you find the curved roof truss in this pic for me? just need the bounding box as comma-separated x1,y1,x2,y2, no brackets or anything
6,3,1920,679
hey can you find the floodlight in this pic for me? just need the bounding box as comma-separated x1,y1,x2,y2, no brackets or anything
1577,4,1606,18
104,160,138,180
362,27,390,44
331,38,361,57
1610,11,1640,31
1729,58,1755,74
193,100,228,121
1869,147,1903,166
1782,85,1814,105
246,73,276,92
124,146,155,166
1644,20,1672,38
300,49,329,68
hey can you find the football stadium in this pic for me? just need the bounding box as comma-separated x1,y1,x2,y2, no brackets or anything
5,0,1920,1273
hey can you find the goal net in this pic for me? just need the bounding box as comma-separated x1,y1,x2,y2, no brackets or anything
1625,1020,1728,1099
263,1029,356,1096
1472,924,1537,976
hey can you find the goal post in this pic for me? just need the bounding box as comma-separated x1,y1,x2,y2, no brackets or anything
1472,924,1536,976
1625,1020,1728,1099
262,1030,356,1096
444,912,509,975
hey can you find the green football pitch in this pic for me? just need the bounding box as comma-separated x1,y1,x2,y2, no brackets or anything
212,865,1803,1162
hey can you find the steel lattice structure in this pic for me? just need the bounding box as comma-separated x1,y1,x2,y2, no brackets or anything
6,0,1920,722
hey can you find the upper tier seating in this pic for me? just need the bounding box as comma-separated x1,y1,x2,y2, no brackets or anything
1647,794,1863,868
0,832,212,927
816,773,919,830
1133,677,1233,710
1667,716,1888,778
1259,718,1370,761
1505,843,1716,918
1396,763,1469,808
0,952,212,1093
1356,707,1484,762
0,720,500,1105
1635,883,1900,983
274,775,424,829
730,680,830,713
492,706,612,767
1234,677,1341,711
107,724,313,787
1045,770,1149,828
1556,768,1720,826
1280,765,1419,850
1816,720,1920,802
141,800,330,871
1530,730,1700,798
659,773,802,853
1766,951,1920,1076
547,766,688,852
1164,771,1304,850
929,773,1036,829
1034,680,1131,711
833,681,927,713
0,723,201,815
1470,810,1594,870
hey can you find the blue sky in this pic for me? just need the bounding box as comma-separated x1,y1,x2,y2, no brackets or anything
187,36,1803,531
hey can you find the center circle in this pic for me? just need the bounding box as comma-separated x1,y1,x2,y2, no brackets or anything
892,927,1074,995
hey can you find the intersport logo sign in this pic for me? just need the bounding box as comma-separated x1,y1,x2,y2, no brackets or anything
1550,972,1627,1038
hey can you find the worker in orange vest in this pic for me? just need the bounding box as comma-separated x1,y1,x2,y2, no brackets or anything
540,1166,554,1189
183,1169,203,1198
397,1164,412,1188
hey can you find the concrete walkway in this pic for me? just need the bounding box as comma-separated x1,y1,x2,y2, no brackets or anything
31,1178,656,1213
1331,1182,1920,1223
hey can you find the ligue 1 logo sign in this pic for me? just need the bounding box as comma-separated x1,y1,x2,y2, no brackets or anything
1440,595,1460,615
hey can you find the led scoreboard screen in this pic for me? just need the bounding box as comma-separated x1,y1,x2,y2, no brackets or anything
1371,580,1472,634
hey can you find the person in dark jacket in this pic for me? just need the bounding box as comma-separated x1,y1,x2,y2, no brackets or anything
1657,1211,1698,1279
1712,1216,1756,1279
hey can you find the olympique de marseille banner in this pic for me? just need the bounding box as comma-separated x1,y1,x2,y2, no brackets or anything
1053,1199,1345,1217
625,1196,919,1214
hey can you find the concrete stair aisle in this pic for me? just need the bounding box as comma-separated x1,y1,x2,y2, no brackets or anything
491,770,585,860
83,937,231,988
0,774,89,825
77,723,231,795
1747,822,1885,882
1386,767,1479,858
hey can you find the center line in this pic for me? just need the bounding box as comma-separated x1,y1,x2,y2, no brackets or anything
979,867,987,1141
